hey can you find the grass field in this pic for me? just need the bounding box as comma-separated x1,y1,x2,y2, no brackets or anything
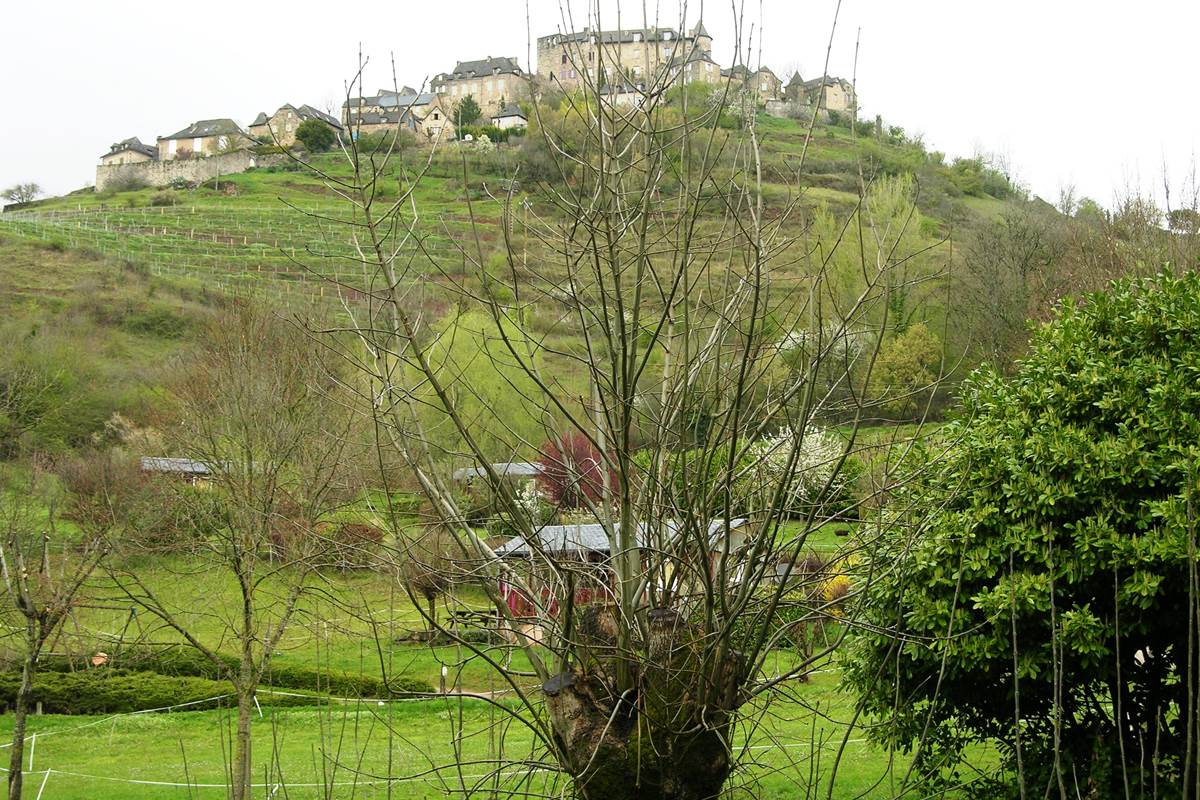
0,667,920,799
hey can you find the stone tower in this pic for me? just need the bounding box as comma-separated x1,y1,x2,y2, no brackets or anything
690,20,712,55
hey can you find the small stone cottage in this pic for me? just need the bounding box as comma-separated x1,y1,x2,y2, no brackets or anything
249,104,343,147
157,118,253,161
100,137,158,166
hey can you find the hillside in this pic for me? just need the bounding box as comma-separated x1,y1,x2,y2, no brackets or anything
3,114,1016,300
0,110,1026,459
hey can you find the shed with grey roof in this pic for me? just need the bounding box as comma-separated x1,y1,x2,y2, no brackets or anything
452,461,542,482
495,518,749,558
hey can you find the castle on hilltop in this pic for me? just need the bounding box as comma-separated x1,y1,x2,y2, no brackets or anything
536,22,716,91
95,16,857,192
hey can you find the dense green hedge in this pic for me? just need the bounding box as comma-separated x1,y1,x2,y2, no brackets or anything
0,670,317,715
39,647,433,697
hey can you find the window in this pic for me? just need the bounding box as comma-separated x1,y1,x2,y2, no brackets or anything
168,140,177,155
192,137,202,151
562,53,568,64
433,112,440,120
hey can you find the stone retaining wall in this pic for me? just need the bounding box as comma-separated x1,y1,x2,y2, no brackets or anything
95,150,283,193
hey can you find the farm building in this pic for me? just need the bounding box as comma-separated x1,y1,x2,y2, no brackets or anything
490,103,528,130
495,517,751,621
139,456,212,486
452,461,542,483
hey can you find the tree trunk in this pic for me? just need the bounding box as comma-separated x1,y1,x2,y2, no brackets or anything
543,610,745,800
6,646,35,800
231,687,253,800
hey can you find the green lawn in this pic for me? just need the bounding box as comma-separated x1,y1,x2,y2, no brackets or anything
0,669,915,799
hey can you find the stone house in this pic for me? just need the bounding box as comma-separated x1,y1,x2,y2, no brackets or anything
432,56,528,116
536,21,712,92
100,137,157,166
722,65,782,103
783,72,806,103
157,118,253,161
668,45,722,86
803,75,856,114
490,103,528,130
342,90,454,140
249,104,342,147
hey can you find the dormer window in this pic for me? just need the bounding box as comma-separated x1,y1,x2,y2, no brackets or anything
663,31,672,40
633,32,642,42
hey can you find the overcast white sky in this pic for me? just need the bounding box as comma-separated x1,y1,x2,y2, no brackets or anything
2,1,1197,207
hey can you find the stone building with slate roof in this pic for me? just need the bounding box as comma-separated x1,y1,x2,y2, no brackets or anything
536,20,713,92
431,56,528,115
341,90,454,140
802,75,856,113
99,137,158,166
157,118,253,160
722,64,783,103
249,104,342,147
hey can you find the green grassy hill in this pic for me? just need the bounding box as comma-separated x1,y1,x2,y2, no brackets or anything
2,113,1015,306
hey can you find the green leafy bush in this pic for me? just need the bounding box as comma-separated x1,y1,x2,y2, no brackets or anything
119,304,191,338
846,270,1200,794
295,119,336,152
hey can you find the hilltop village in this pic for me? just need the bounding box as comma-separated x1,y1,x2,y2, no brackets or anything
94,20,856,192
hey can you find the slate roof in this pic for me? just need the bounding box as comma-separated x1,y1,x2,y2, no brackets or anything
539,27,683,46
295,104,342,129
453,461,541,481
436,56,523,81
668,45,718,68
140,457,211,475
103,137,157,159
250,112,269,126
378,93,435,110
691,19,710,38
495,518,748,557
802,75,854,92
352,110,420,128
491,103,527,120
786,71,805,87
722,65,776,81
161,118,248,141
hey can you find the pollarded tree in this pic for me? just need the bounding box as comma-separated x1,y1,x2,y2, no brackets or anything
846,270,1200,797
302,18,943,798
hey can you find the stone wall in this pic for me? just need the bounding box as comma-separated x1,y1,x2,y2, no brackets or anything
95,150,281,193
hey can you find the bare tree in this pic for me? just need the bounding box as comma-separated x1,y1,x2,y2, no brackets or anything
292,5,946,797
0,459,109,799
0,183,40,206
112,305,352,800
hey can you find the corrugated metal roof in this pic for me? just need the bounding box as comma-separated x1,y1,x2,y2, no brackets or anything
140,457,210,475
452,461,542,481
495,518,747,557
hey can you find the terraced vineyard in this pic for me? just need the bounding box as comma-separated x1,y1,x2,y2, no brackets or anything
0,203,506,307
